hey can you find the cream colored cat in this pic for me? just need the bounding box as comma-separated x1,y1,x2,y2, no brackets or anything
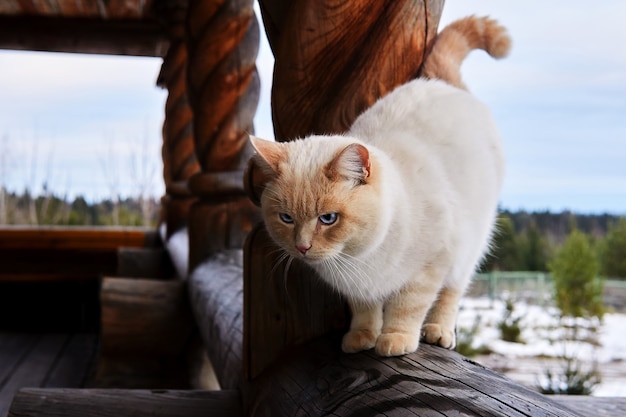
249,16,510,356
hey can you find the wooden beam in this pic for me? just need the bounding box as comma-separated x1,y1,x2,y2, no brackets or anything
100,277,193,356
0,15,168,56
0,227,154,250
8,388,242,417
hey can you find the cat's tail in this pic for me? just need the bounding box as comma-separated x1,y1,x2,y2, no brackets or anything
421,16,511,90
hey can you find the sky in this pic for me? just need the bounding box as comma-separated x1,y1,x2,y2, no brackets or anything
0,1,624,214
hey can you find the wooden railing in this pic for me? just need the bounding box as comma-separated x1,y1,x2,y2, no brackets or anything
0,227,156,282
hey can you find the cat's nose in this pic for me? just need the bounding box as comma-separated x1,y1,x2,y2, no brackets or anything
296,243,312,255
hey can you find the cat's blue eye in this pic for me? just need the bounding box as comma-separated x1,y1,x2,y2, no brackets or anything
279,213,294,224
319,213,338,225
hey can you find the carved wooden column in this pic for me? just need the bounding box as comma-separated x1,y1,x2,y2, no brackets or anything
185,0,262,271
260,0,445,141
245,0,445,380
157,1,201,238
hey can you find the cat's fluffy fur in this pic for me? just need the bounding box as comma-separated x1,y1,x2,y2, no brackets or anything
249,16,510,356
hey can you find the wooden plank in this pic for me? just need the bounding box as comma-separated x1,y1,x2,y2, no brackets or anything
247,334,584,417
0,334,69,417
0,227,151,251
8,388,242,417
43,334,99,388
0,333,39,388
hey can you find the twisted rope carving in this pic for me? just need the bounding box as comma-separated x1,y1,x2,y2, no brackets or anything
186,0,260,175
160,38,201,193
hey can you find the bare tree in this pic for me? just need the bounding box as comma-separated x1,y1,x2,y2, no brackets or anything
0,134,10,224
99,132,122,226
129,122,159,227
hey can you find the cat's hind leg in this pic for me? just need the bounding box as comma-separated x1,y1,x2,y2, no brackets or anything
342,299,383,353
422,286,463,349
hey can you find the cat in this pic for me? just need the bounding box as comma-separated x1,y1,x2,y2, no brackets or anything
248,16,510,356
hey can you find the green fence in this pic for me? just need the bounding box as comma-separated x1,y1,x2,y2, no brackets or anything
470,272,626,310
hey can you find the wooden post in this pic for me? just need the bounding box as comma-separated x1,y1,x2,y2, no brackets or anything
259,0,444,141
244,0,445,380
156,1,201,238
185,0,262,272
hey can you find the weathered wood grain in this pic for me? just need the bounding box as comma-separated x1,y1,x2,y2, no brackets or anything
8,388,242,417
247,334,585,417
552,396,626,417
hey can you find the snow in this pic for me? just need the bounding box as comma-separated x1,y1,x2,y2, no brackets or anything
457,297,626,397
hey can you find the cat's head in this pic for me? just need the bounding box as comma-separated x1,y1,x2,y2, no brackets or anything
248,135,389,264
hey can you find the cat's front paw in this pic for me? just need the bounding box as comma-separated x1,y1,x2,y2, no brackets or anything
421,323,456,349
342,329,378,353
374,333,419,356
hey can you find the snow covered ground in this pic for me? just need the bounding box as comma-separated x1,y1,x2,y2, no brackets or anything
457,297,626,397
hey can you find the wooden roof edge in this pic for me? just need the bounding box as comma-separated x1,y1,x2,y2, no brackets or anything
0,14,170,57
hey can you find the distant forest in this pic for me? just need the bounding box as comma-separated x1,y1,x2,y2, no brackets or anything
485,209,626,279
1,187,625,279
0,187,159,227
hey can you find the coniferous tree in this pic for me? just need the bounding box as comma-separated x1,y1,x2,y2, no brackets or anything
600,218,626,279
480,215,522,271
550,229,604,319
519,222,551,271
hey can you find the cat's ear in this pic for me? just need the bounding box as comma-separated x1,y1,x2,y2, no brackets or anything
245,135,283,206
326,143,371,184
249,135,283,173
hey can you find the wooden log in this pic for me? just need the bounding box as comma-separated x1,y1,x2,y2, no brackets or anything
100,277,193,356
258,0,444,140
188,250,246,390
8,388,242,417
247,333,584,417
552,396,626,417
